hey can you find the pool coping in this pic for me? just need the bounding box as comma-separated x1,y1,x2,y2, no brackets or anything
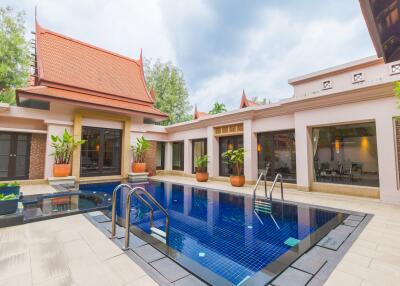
80,178,371,286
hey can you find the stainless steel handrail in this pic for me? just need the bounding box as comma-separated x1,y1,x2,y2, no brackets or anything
269,173,284,201
253,163,270,200
110,184,131,238
124,186,169,249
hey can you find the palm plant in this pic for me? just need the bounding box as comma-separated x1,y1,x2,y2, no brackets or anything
131,136,151,163
51,129,85,164
221,148,245,176
195,155,209,173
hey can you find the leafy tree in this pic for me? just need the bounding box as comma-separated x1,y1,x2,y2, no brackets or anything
144,59,191,125
0,7,30,104
251,96,268,105
209,102,227,114
395,81,400,108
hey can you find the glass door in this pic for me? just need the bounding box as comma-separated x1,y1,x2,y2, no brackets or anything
192,139,207,173
0,132,31,180
80,127,122,177
219,135,243,177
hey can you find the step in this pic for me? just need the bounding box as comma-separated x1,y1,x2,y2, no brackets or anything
150,226,166,238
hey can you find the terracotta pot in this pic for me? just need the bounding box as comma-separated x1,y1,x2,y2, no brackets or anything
53,164,71,177
230,175,245,187
196,171,209,182
132,162,146,173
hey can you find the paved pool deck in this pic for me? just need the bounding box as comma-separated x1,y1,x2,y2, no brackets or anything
1,176,400,286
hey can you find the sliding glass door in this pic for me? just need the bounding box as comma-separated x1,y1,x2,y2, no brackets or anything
80,127,122,177
192,139,207,173
219,136,243,177
312,122,379,187
0,132,31,180
156,142,165,170
172,141,184,171
257,130,296,183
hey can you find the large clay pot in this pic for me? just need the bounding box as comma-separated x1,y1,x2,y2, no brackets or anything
132,163,146,173
230,175,245,187
196,172,209,182
53,164,71,177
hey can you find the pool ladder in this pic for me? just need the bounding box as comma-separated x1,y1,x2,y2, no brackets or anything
253,165,284,229
109,184,169,250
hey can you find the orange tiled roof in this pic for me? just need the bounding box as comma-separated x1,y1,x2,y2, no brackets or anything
18,86,167,118
17,20,167,119
240,90,259,108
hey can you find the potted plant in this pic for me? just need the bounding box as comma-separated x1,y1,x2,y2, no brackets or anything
131,136,151,173
51,129,85,177
0,181,20,196
0,193,19,215
222,148,246,187
195,155,209,182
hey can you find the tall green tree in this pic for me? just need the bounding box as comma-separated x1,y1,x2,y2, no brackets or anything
144,59,191,125
251,96,268,105
0,6,30,104
209,102,227,114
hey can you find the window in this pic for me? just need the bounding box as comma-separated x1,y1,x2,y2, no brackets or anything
322,80,332,90
172,141,184,171
156,142,165,170
80,127,122,177
219,135,243,177
18,98,50,110
257,130,296,183
312,122,379,187
391,63,400,75
192,139,207,173
352,72,364,83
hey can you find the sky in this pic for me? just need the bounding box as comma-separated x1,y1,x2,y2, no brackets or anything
1,0,376,112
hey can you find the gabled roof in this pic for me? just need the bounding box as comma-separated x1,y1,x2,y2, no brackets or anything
17,20,167,119
193,105,209,119
240,90,259,108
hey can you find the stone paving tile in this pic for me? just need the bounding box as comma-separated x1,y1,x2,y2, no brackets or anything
103,221,125,239
291,250,327,275
124,275,159,286
271,267,312,286
317,230,349,250
116,233,147,249
173,275,207,286
92,214,111,223
0,272,32,286
133,244,165,263
343,219,361,227
104,253,147,284
347,214,365,222
324,270,362,286
150,257,190,282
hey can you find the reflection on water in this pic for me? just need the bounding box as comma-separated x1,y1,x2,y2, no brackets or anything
77,180,344,285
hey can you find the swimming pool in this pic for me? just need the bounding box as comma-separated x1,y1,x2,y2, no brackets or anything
79,180,347,286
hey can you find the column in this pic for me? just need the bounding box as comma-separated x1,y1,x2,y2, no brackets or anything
243,120,258,181
165,142,173,171
376,116,400,202
184,139,191,174
207,126,219,177
295,120,312,192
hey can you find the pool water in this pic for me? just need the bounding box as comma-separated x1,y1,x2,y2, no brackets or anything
79,180,346,286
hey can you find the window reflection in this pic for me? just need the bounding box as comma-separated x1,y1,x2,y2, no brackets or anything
257,130,296,183
312,122,379,187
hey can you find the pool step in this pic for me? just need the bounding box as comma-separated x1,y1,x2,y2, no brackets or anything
254,200,271,214
150,227,166,243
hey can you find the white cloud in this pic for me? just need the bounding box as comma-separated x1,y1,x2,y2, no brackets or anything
191,8,375,111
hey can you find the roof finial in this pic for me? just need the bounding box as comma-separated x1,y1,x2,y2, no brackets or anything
138,48,143,64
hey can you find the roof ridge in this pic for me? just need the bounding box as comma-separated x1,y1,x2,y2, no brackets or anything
37,25,141,66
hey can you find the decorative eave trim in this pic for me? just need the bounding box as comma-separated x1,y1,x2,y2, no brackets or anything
165,82,395,132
